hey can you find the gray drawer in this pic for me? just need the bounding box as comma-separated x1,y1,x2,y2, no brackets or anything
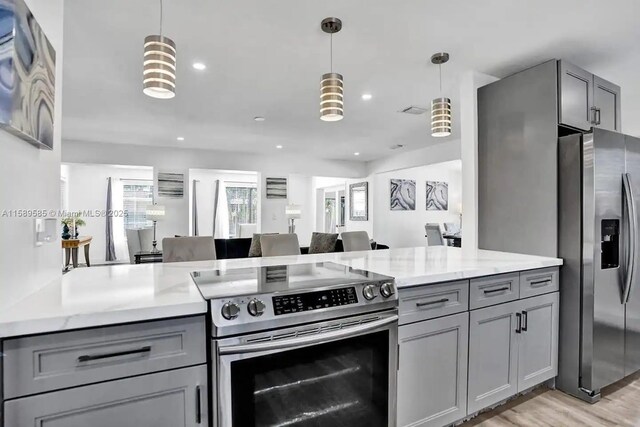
3,315,206,399
399,280,469,325
520,267,559,299
470,273,520,310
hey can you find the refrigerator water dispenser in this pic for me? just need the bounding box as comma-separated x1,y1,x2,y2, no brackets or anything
601,219,620,269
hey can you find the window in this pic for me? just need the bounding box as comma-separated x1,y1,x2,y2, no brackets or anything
226,185,257,238
122,180,154,230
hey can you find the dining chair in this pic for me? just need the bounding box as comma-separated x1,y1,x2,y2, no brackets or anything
162,236,217,263
260,234,301,257
425,223,445,246
341,231,372,252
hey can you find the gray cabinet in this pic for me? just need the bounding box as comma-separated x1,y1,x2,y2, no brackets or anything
517,292,559,391
3,316,206,399
4,365,208,427
468,293,560,414
397,312,468,427
593,75,621,132
558,60,621,132
467,301,519,414
558,60,594,131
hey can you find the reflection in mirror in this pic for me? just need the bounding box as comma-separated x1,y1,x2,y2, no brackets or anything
349,182,368,221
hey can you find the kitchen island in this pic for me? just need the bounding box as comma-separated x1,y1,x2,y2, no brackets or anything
0,247,562,427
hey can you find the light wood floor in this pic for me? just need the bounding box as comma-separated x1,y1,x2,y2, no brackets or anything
461,372,640,426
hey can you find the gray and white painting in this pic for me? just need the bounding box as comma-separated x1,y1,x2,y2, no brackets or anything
0,0,56,149
390,179,416,211
426,181,448,211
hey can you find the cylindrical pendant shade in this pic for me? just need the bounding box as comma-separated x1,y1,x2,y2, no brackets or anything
143,35,176,99
431,97,451,137
320,72,344,122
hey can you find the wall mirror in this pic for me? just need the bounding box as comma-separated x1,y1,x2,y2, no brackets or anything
349,182,368,221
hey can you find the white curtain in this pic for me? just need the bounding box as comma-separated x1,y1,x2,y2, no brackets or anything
213,179,230,239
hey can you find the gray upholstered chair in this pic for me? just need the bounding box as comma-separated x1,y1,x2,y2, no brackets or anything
260,234,301,257
162,236,217,263
425,223,445,246
238,223,257,238
126,228,154,264
341,231,371,252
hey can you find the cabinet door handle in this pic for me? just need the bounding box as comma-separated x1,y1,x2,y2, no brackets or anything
196,385,202,424
596,108,602,125
515,312,522,334
416,298,449,307
483,286,510,295
522,310,528,332
77,345,151,363
591,106,598,125
530,279,551,287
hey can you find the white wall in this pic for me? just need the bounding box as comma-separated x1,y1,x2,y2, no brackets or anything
0,0,64,310
372,161,462,249
65,163,153,264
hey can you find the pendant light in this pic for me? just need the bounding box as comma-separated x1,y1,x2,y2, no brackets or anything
430,52,451,137
143,0,176,99
320,17,343,122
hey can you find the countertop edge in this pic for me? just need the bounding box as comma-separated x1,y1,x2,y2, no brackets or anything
0,301,207,339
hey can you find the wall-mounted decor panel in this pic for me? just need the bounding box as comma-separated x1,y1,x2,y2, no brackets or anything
0,0,56,149
157,172,184,198
426,181,448,211
390,179,415,211
266,177,287,199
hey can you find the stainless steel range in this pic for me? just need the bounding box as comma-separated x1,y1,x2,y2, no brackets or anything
192,262,398,427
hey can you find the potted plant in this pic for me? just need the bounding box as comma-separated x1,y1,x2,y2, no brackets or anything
61,217,86,239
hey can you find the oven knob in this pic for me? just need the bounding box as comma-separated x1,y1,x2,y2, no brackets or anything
248,299,266,317
380,282,395,298
363,284,378,301
221,302,240,320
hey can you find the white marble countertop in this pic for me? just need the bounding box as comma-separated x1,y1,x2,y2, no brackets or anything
0,247,562,338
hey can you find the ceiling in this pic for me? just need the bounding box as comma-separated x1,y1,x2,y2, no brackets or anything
62,0,640,162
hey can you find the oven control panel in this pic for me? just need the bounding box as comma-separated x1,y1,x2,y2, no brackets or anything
273,287,357,316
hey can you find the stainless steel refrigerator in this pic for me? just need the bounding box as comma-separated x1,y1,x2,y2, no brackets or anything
557,127,640,402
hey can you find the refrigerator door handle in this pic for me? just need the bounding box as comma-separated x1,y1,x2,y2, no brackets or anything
623,173,637,303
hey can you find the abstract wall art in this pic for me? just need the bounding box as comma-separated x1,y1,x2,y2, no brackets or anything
157,172,184,198
0,0,56,149
266,177,287,199
390,179,416,211
426,181,449,210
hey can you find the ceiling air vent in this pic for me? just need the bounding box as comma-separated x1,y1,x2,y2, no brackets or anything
398,105,428,115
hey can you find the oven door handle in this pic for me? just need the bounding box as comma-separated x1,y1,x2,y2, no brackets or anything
218,315,398,355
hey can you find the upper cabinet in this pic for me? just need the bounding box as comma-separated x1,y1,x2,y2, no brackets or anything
558,60,621,132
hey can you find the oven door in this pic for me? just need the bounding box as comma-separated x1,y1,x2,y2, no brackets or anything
214,312,398,427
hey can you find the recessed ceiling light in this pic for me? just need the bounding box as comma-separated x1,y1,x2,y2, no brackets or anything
176,136,185,141
276,145,283,149
361,93,372,101
254,116,266,122
192,62,206,71
354,152,360,156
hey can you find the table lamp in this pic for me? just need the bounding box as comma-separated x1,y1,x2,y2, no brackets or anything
285,204,302,234
146,204,165,253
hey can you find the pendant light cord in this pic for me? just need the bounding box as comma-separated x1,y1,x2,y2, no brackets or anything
159,0,163,36
330,33,333,73
439,63,442,94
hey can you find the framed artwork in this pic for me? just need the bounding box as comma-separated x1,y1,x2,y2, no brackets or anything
390,179,416,211
157,172,184,198
349,182,368,221
426,181,449,210
0,0,56,149
266,177,287,199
